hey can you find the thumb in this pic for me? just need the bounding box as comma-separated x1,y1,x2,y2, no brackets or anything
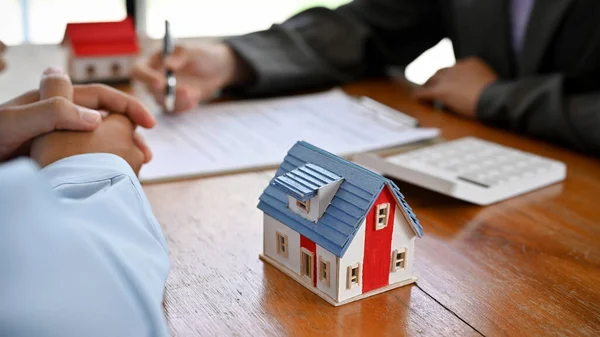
11,97,102,137
39,67,73,101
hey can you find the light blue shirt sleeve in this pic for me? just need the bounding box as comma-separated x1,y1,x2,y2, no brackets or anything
0,154,170,337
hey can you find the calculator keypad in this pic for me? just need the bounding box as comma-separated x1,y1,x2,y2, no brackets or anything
393,138,555,188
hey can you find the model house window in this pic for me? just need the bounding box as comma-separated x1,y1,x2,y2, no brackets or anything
319,256,330,287
375,203,390,230
300,248,314,280
296,199,310,213
346,263,361,289
276,231,288,258
86,64,96,78
111,62,121,76
391,248,406,272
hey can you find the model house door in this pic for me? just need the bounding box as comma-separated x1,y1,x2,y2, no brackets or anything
300,235,317,286
300,248,314,285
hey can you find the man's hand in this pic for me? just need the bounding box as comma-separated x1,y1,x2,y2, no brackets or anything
413,57,499,118
31,114,149,174
0,41,6,72
0,68,155,161
133,43,253,112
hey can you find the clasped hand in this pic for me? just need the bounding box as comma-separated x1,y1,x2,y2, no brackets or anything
0,67,155,174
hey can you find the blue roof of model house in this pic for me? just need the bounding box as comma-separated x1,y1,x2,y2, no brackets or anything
258,141,423,258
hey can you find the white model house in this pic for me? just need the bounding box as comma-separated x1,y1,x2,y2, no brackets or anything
63,17,139,84
258,141,424,306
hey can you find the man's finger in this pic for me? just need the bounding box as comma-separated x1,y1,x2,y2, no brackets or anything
150,84,206,113
7,97,102,137
176,85,210,112
434,67,450,76
132,62,165,92
130,146,146,175
0,40,6,73
168,86,202,113
39,67,73,101
173,87,196,113
412,86,442,102
423,67,451,87
133,131,153,163
164,46,189,71
423,74,440,87
129,133,146,175
147,50,164,70
73,84,156,128
0,90,39,108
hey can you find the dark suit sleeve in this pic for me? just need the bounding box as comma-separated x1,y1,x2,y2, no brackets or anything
225,0,445,95
477,74,600,156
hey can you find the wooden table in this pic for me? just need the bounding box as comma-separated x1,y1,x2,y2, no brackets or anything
3,45,600,336
142,80,600,336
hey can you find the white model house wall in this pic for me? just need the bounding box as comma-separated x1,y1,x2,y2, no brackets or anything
263,215,301,274
337,220,366,302
389,206,416,284
287,180,342,222
287,195,320,221
71,55,134,82
316,244,337,300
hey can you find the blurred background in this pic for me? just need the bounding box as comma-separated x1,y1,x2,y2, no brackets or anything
0,0,454,84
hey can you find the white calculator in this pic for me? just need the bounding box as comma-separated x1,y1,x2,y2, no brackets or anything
354,137,567,205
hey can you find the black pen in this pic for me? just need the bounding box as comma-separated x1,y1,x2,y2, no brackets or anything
163,20,176,113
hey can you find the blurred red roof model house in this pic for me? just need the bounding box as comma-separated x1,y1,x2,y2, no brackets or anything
63,17,139,84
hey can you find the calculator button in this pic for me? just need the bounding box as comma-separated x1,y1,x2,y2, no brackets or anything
457,174,491,188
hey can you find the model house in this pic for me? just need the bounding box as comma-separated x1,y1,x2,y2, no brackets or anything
63,17,139,84
258,141,424,306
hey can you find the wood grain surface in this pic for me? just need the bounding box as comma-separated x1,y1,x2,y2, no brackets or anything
143,79,600,336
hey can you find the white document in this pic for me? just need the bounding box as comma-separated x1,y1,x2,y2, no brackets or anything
138,89,439,183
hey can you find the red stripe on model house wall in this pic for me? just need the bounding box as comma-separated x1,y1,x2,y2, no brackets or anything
362,186,396,293
300,235,317,287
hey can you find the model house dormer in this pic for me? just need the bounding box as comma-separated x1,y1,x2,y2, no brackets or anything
272,163,343,222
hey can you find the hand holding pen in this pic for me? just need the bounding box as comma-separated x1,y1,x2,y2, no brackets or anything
133,30,254,113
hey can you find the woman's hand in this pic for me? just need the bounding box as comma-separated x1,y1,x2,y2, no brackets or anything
31,114,150,174
0,68,155,162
